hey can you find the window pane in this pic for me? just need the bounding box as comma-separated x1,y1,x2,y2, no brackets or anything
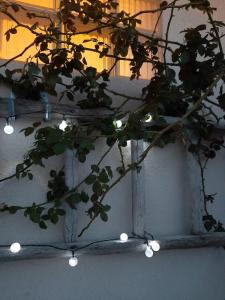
118,0,159,32
0,13,51,61
118,48,153,79
72,34,110,72
118,0,159,78
17,0,56,9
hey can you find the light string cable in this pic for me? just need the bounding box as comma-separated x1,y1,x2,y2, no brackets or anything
0,233,160,266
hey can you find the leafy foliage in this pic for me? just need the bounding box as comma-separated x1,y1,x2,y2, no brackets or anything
0,0,225,235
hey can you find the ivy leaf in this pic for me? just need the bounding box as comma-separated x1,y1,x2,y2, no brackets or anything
65,193,81,208
85,175,96,185
100,211,108,222
80,191,89,203
38,53,49,64
8,206,21,214
11,3,20,12
21,127,34,136
92,181,102,196
66,91,74,101
28,173,33,180
103,204,111,212
39,221,47,229
91,164,100,173
85,67,97,80
52,143,66,155
50,214,59,224
33,122,41,128
99,169,109,183
56,208,66,216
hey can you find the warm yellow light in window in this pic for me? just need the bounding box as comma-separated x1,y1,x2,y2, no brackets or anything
17,0,56,9
72,34,110,72
118,0,159,32
118,47,153,79
0,15,51,61
118,0,159,79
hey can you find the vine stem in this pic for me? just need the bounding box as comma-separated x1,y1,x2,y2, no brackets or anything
78,71,224,237
0,163,33,183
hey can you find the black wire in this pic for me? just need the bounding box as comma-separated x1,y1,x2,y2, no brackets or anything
0,235,151,253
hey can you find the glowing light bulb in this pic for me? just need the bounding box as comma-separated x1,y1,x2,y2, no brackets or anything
120,233,128,242
145,114,152,123
145,245,154,258
149,240,160,252
115,120,122,128
10,242,21,254
59,120,68,131
69,256,78,267
4,124,14,135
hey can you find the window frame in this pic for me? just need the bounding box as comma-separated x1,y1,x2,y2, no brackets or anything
0,0,161,79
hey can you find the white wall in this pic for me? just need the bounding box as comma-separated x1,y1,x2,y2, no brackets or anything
0,1,225,299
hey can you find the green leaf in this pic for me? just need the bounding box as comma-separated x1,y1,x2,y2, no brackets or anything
66,91,74,101
92,181,102,196
38,53,49,64
50,170,57,177
103,204,111,212
28,173,33,180
8,206,21,214
52,143,66,155
22,127,34,136
11,3,20,12
100,212,108,222
85,175,97,185
50,214,59,224
65,193,81,208
80,191,89,203
91,164,100,173
42,214,50,221
33,122,41,128
56,208,66,216
85,67,97,79
77,152,86,162
99,169,109,183
39,221,47,229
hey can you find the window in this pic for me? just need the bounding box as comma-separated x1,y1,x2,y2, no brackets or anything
0,0,160,78
0,1,57,61
117,0,160,78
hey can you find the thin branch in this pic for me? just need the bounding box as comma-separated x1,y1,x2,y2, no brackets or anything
78,70,224,236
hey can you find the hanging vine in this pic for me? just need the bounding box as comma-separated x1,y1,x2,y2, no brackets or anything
0,0,225,235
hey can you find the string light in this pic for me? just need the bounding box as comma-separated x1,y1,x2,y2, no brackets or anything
68,254,78,267
145,245,154,258
59,119,68,131
115,120,123,128
149,240,160,252
120,233,128,242
145,114,152,123
4,119,14,135
10,242,21,253
2,236,160,264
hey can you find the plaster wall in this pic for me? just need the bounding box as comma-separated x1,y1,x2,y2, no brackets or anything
0,1,225,299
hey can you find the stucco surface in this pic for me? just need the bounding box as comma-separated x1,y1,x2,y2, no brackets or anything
0,1,225,299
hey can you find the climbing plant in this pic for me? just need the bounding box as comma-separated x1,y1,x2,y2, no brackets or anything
0,0,225,236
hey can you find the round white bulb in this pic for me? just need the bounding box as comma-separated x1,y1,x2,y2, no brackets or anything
145,114,152,123
59,120,68,131
69,256,78,267
149,240,160,252
145,246,154,258
120,233,128,243
4,124,14,135
10,242,21,254
115,120,122,128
